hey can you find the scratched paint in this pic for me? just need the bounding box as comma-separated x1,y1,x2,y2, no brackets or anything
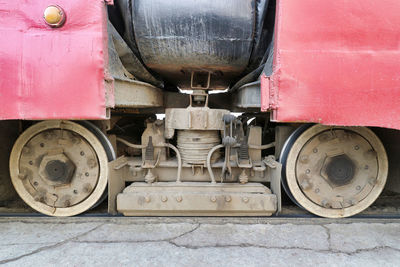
0,0,110,120
262,0,400,130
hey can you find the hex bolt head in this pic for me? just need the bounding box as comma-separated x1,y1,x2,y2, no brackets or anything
87,158,97,169
22,147,30,154
300,179,312,190
321,199,330,208
368,177,377,186
18,173,27,180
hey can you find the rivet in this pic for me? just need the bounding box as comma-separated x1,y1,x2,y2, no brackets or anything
225,196,231,202
242,197,249,203
40,143,45,148
210,196,216,202
29,161,34,165
85,172,89,177
306,169,311,174
315,188,320,193
356,185,361,190
354,145,360,150
176,196,182,202
33,181,38,186
161,196,168,202
80,151,85,156
313,148,318,153
73,190,78,194
145,196,151,203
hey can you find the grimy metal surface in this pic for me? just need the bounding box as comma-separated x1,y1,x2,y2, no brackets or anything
0,0,111,120
262,0,400,130
124,0,269,90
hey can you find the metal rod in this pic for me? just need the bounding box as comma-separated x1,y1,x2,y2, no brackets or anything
163,143,182,183
116,137,145,149
207,144,224,184
248,142,275,150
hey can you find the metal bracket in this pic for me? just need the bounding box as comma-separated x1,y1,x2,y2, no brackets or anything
108,156,129,215
263,155,282,215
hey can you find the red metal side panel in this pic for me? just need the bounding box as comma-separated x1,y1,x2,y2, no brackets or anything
262,0,400,130
0,0,111,120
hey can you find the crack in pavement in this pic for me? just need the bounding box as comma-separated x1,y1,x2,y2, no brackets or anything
321,224,332,250
0,223,105,265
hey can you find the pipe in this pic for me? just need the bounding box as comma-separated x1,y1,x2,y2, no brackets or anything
163,143,182,183
207,144,224,184
116,137,145,149
117,138,182,182
248,142,275,150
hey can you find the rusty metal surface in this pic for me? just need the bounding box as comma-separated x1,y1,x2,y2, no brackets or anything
262,0,400,130
0,0,110,120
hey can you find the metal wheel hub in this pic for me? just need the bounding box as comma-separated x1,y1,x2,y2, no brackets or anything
325,154,355,186
283,125,388,218
10,120,109,216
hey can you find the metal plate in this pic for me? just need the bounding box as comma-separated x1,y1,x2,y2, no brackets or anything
117,182,276,216
262,0,400,130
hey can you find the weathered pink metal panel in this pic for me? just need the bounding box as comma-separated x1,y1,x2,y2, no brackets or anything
0,0,111,120
262,0,400,130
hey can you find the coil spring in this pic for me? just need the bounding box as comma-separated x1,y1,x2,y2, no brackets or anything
177,130,221,165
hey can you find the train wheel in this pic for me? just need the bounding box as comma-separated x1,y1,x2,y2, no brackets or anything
9,120,109,216
281,124,388,218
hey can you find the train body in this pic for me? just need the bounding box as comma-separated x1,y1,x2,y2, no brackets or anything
1,0,400,218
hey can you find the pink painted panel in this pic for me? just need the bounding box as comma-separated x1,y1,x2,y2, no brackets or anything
0,0,111,120
262,0,400,130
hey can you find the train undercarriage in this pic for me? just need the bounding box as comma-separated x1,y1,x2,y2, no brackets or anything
1,93,397,218
2,0,400,219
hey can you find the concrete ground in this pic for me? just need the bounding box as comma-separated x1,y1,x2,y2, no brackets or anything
0,217,399,266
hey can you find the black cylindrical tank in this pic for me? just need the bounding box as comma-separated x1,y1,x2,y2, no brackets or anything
116,0,270,90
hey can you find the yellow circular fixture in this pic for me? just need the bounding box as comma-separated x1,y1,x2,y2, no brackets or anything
43,5,66,28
